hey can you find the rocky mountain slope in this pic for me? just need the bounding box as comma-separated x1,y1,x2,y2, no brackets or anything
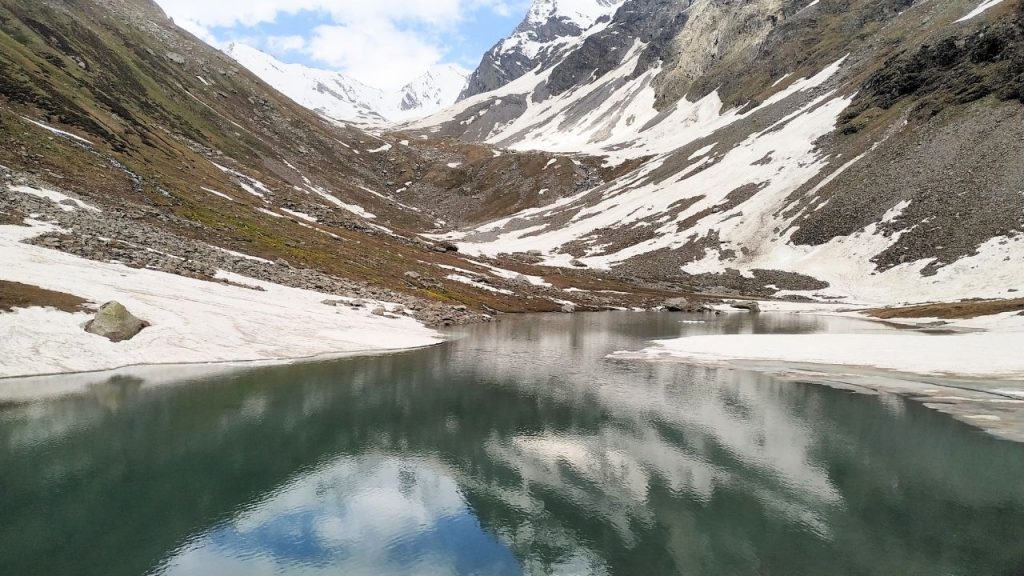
2,0,1020,342
414,0,1024,305
225,43,469,125
0,0,680,336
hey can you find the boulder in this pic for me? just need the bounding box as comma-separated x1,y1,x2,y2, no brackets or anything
560,302,577,313
85,301,147,342
663,297,690,312
432,242,459,253
731,301,761,313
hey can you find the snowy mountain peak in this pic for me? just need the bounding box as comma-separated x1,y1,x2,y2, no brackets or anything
399,65,469,113
524,0,623,28
224,43,467,125
460,0,624,99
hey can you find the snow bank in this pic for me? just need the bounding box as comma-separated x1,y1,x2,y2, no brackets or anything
614,325,1024,379
0,221,441,380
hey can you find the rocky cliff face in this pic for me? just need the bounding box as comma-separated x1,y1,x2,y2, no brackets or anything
413,0,1024,304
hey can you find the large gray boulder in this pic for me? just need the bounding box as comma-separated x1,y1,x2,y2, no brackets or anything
731,301,762,313
663,297,691,312
85,301,147,342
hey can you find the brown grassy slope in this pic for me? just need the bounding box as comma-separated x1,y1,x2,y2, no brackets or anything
0,280,89,313
867,298,1024,319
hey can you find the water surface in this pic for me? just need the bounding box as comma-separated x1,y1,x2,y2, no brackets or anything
2,313,1023,575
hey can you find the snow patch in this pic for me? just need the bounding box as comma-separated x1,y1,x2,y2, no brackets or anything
20,117,93,146
280,208,318,223
445,274,514,294
11,185,101,212
201,187,234,202
957,0,1005,21
211,162,272,199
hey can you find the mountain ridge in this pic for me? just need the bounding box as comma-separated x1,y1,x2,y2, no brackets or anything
225,43,469,125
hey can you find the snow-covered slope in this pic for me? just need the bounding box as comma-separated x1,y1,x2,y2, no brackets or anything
0,213,441,379
225,43,468,125
399,66,471,115
417,0,1024,306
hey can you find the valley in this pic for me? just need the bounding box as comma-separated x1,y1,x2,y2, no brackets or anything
2,1,1024,574
1,0,1023,413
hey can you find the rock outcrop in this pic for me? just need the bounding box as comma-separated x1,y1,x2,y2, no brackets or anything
85,301,147,342
731,301,762,314
663,297,691,311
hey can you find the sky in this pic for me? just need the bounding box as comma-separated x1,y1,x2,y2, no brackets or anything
153,0,534,91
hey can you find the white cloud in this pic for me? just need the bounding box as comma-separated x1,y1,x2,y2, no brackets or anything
159,0,461,29
265,35,307,54
305,22,442,90
174,16,218,45
155,0,527,89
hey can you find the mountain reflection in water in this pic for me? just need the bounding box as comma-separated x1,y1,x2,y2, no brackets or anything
2,313,1023,576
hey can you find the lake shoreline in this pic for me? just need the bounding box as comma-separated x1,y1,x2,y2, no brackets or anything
0,341,446,404
613,307,1024,443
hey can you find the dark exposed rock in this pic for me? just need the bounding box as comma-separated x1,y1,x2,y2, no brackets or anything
852,8,1024,117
